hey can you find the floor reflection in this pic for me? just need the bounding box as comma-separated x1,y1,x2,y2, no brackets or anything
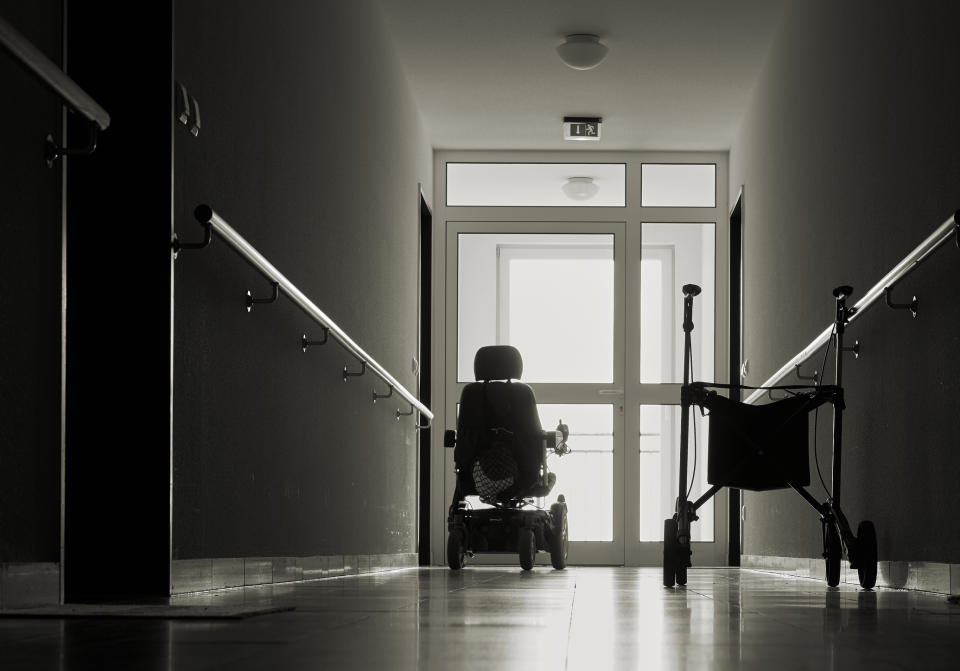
3,567,960,670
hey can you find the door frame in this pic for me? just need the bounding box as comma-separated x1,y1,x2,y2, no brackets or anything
430,150,729,567
418,186,433,566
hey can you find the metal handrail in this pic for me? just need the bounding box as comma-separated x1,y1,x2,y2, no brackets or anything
744,210,959,404
0,14,110,130
192,205,433,426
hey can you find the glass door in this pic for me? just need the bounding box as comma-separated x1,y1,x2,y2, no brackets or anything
445,221,626,565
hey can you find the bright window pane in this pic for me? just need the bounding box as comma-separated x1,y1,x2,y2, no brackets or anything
458,233,614,383
640,223,715,384
447,163,626,207
641,164,716,207
538,404,613,542
638,405,713,542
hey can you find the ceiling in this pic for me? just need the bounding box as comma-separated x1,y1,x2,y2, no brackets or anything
377,0,792,151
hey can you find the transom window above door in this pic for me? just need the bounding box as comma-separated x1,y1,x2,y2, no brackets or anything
446,163,626,207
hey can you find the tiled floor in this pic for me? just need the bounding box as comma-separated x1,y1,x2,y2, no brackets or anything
3,567,960,670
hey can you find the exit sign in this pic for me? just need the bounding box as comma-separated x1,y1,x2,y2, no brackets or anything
563,116,602,141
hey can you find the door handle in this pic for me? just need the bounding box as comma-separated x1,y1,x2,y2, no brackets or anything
597,388,623,396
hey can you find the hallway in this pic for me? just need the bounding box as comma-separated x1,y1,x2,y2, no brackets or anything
4,567,959,669
3,4,960,666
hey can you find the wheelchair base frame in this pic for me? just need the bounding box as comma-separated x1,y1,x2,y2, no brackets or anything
447,487,569,571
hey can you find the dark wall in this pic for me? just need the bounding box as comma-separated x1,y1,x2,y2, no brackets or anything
730,0,960,562
172,0,431,559
0,0,63,563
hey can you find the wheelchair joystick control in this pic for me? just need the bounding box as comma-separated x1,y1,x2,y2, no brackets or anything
554,420,571,456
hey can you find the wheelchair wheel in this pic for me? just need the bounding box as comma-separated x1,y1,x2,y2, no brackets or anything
549,502,568,570
856,520,877,589
447,529,466,570
824,521,841,587
663,518,678,587
518,527,536,571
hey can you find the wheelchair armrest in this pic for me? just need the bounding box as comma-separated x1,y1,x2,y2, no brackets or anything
443,429,456,448
542,429,570,456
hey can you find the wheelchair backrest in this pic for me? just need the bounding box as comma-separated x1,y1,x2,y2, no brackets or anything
454,346,544,493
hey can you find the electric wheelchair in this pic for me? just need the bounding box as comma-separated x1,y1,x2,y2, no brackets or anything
443,345,570,571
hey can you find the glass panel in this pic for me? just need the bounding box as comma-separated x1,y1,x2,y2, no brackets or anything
458,233,614,383
641,164,716,207
639,223,715,384
447,163,626,207
638,405,713,542
538,404,613,542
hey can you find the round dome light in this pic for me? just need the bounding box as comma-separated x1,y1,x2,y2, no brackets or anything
562,177,599,201
556,34,609,70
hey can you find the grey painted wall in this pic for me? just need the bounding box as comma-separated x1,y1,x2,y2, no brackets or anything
0,0,62,563
730,0,960,562
172,0,432,559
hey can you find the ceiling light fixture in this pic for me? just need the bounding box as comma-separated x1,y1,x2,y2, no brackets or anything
562,177,599,201
556,34,608,70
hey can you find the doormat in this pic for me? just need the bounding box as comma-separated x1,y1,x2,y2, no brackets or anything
0,603,295,619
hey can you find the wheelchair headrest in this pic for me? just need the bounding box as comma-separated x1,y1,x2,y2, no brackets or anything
474,345,523,381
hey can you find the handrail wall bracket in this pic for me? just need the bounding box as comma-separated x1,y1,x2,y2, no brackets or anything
373,385,394,403
795,363,819,383
302,328,330,351
343,360,367,381
884,286,918,318
172,223,212,258
842,340,861,359
45,123,99,167
246,282,280,312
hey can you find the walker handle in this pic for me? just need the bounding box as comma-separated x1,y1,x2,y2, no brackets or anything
832,285,854,299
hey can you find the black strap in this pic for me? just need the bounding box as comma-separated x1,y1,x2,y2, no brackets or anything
480,381,513,444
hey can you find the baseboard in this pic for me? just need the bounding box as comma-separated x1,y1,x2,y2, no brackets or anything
741,554,960,594
171,553,418,594
0,563,60,608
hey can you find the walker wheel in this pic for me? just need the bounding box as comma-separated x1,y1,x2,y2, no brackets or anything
824,522,842,587
856,521,877,589
663,518,678,587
